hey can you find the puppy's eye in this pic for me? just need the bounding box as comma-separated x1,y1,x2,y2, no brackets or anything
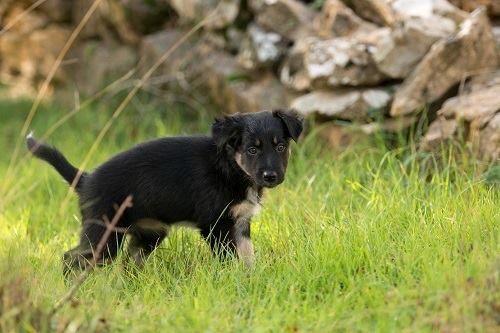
276,143,286,152
247,147,257,155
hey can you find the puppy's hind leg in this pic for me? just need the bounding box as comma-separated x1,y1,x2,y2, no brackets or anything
200,222,237,261
125,220,169,268
63,220,125,277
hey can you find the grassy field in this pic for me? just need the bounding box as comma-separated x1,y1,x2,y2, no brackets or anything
0,99,498,332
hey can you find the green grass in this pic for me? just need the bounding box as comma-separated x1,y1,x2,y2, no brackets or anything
0,99,498,332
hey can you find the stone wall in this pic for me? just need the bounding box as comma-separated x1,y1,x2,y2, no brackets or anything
0,0,499,160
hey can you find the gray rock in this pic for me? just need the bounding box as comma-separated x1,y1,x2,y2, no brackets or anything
438,79,500,127
279,38,313,91
281,29,390,90
390,8,498,116
372,15,456,78
420,70,500,161
200,50,291,113
238,24,287,70
466,69,500,92
291,88,392,121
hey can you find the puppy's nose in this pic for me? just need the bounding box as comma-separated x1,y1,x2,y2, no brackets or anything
263,171,278,183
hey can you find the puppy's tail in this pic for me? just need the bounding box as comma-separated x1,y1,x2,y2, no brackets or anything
26,132,87,191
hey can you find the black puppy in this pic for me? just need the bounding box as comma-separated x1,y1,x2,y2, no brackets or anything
27,110,303,274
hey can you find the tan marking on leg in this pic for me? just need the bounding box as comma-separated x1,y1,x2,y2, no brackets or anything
236,237,255,268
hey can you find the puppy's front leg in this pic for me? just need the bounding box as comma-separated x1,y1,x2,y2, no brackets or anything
233,220,255,268
201,219,255,268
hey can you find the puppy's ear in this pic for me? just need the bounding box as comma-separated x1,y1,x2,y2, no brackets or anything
212,115,243,152
273,109,304,142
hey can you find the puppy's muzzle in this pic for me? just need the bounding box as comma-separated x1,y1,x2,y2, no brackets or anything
260,170,282,187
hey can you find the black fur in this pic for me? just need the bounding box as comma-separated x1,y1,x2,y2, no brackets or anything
27,110,303,275
27,135,87,190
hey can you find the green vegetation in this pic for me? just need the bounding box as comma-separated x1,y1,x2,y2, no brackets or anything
0,99,498,332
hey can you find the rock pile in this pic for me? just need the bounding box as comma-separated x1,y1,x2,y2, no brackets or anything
0,0,498,160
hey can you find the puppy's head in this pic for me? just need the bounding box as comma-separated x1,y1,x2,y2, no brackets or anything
212,110,303,188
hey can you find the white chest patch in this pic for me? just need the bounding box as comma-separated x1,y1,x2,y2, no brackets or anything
230,188,262,221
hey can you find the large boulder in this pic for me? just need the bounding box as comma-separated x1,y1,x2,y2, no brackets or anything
390,8,498,116
280,29,390,91
291,88,392,122
168,0,240,29
420,70,500,161
141,30,292,113
438,74,500,125
372,15,456,78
